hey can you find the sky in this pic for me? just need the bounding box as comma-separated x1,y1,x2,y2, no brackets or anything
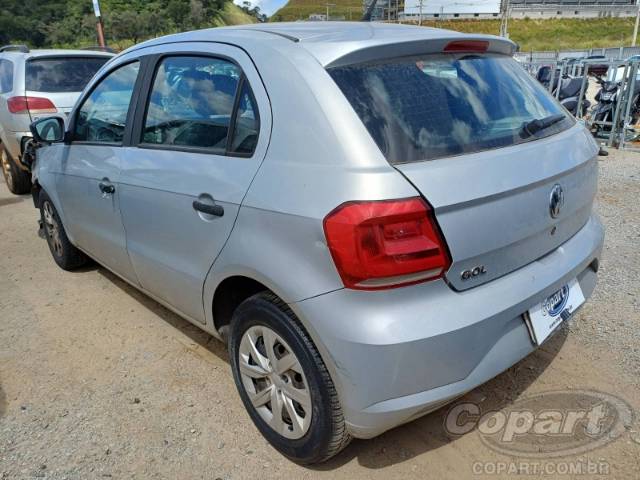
234,0,289,16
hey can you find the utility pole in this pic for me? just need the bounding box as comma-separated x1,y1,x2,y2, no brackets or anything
325,2,335,20
500,0,510,38
633,0,640,46
418,0,424,26
92,0,106,48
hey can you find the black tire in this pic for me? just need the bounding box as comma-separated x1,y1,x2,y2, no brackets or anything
39,191,88,270
229,292,351,464
1,146,31,195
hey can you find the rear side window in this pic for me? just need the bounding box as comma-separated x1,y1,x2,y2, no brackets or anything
74,62,140,144
142,56,241,152
329,54,573,163
26,57,108,93
0,59,14,93
230,80,259,155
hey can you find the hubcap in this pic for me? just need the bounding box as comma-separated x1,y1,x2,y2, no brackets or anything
238,325,312,439
1,150,12,187
42,201,63,258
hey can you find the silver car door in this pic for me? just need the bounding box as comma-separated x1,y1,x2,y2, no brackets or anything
56,60,142,284
118,44,271,323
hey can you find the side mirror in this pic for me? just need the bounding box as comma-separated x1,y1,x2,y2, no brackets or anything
30,116,65,144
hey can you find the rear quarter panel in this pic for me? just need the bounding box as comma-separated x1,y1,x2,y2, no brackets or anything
202,38,419,326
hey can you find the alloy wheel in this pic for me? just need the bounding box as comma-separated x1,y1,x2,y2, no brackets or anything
42,201,64,258
238,325,312,439
1,149,12,188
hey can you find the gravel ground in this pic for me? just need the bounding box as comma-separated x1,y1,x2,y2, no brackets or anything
570,147,640,375
0,149,638,479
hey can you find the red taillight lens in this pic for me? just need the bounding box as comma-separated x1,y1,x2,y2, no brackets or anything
323,197,451,290
443,40,489,53
7,96,57,114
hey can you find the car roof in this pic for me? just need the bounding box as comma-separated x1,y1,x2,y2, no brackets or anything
126,22,516,68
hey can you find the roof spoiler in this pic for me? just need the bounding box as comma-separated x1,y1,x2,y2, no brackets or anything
323,35,518,69
0,44,29,53
80,46,116,53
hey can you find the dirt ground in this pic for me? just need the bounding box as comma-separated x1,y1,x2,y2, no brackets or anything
0,149,639,479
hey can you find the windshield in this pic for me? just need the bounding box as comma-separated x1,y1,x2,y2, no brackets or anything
26,56,109,93
329,54,574,163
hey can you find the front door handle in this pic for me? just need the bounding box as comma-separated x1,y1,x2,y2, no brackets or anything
98,179,115,195
193,200,224,217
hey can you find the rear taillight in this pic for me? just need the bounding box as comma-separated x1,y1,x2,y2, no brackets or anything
323,197,451,290
7,96,57,114
444,40,489,53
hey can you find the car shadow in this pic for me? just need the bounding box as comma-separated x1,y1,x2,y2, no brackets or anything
97,268,229,363
0,196,26,207
96,267,567,470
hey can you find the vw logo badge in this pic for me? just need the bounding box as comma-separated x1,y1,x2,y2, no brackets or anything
549,184,564,219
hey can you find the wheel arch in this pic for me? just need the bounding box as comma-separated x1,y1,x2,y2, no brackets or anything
211,274,273,338
36,185,75,245
206,271,347,413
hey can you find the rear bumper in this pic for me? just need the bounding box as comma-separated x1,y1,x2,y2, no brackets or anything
292,213,604,439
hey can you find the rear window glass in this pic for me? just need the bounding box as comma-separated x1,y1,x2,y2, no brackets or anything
26,57,108,93
329,54,574,163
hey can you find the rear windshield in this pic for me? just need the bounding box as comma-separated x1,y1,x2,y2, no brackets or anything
329,54,574,163
26,57,108,93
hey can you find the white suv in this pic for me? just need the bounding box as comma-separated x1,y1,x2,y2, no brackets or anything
0,45,112,193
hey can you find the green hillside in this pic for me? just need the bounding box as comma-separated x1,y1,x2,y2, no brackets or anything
214,2,259,27
271,0,362,22
269,5,638,52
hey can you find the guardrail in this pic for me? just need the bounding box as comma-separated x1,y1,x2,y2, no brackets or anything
520,57,640,151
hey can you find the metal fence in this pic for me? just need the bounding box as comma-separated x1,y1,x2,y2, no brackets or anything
519,56,640,150
515,46,640,63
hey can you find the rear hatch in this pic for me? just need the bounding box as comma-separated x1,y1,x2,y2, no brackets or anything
25,55,109,119
329,50,599,290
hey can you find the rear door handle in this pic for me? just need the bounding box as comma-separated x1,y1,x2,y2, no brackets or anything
193,200,224,217
98,179,115,195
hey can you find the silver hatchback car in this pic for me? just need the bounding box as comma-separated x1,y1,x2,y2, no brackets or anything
30,23,604,464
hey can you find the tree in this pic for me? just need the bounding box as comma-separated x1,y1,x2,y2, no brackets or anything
0,0,238,49
239,1,267,22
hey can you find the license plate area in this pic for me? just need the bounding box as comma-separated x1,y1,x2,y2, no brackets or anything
524,279,585,345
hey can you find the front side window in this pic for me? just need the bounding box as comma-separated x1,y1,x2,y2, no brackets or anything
74,62,140,144
0,59,14,93
329,54,574,164
26,57,109,93
142,56,241,151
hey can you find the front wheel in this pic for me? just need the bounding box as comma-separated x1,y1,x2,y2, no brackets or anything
229,292,351,464
39,192,88,270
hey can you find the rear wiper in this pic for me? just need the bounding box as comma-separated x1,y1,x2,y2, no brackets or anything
520,114,566,138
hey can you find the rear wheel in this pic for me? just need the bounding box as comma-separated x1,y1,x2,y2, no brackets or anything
39,192,88,270
229,292,351,464
1,146,31,195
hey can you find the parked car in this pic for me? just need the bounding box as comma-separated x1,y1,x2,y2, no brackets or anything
29,23,604,464
0,45,113,194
